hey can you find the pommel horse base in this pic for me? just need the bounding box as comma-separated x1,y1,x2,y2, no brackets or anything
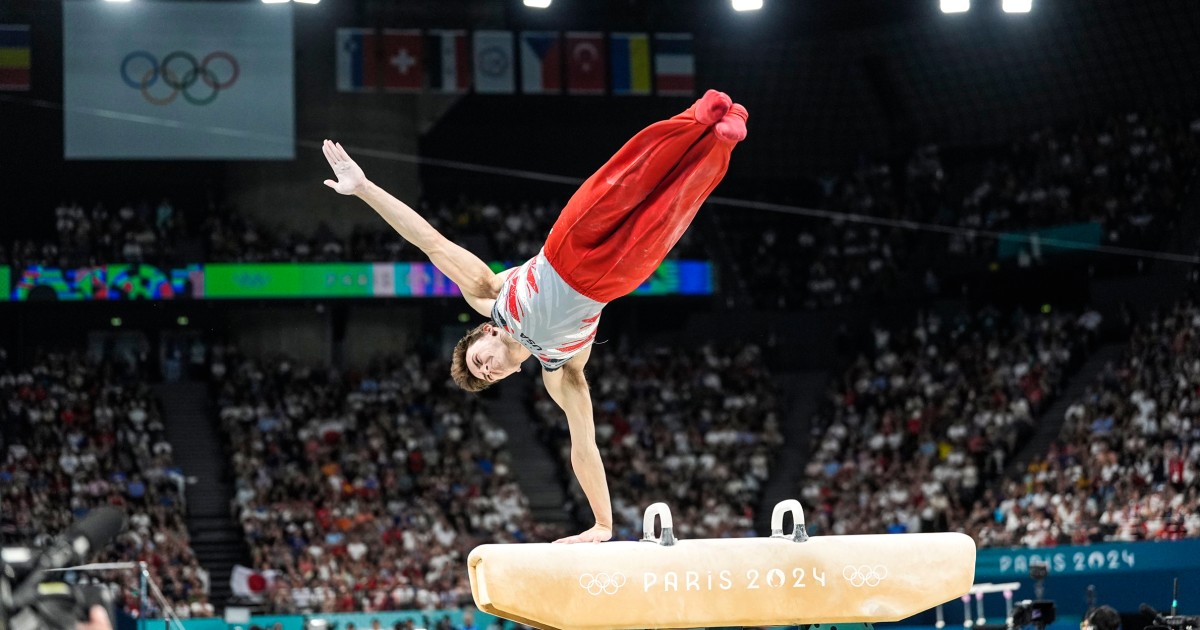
468,500,978,630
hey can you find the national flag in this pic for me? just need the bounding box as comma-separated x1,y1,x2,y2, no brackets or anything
654,33,695,96
609,32,651,96
0,25,31,91
336,28,379,92
231,565,277,601
426,29,470,93
565,32,605,95
381,29,422,92
519,31,562,94
473,30,515,94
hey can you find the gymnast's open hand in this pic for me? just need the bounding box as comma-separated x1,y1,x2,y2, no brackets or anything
555,523,612,544
322,139,367,195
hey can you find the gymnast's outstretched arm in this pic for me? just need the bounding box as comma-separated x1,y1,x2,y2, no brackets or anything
542,346,614,544
321,139,503,315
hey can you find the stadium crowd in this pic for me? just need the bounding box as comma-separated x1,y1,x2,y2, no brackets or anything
723,112,1200,309
801,307,1092,539
967,302,1200,547
6,112,1194,315
0,349,213,618
529,343,783,540
208,346,560,614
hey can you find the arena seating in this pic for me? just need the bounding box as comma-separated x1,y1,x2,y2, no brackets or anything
800,308,1092,540
967,302,1200,547
528,343,783,540
0,350,213,618
208,346,561,613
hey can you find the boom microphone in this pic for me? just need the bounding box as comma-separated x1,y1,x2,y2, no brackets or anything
8,507,127,610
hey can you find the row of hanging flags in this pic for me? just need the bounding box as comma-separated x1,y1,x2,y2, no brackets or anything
336,29,696,96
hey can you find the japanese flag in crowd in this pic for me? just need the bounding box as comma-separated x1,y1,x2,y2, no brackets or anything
565,32,605,95
230,565,277,601
653,33,695,96
336,28,379,92
382,29,423,92
473,30,515,94
519,32,562,94
427,30,471,92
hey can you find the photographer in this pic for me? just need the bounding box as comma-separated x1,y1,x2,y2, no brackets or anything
78,607,113,630
1082,607,1121,630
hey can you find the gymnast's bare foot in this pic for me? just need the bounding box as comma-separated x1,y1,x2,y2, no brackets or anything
694,89,733,126
715,102,748,143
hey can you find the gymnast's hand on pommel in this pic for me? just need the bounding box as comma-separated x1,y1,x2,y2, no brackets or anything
554,522,613,544
322,139,368,196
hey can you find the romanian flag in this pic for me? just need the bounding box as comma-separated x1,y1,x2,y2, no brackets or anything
0,25,30,91
609,32,650,96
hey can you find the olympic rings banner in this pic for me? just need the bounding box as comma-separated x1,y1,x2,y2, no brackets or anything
0,261,713,301
63,1,294,159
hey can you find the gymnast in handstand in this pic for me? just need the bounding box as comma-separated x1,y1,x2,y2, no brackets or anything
322,89,747,543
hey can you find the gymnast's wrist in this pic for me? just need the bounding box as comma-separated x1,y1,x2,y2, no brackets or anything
595,521,612,531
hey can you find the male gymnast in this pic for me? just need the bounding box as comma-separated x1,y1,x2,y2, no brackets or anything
321,89,747,543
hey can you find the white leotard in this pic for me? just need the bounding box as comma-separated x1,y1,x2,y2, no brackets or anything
491,249,604,371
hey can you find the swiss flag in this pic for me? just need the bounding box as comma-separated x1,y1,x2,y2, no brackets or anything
565,32,605,95
382,29,423,92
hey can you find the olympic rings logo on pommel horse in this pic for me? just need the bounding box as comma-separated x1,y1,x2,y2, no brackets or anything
842,564,888,587
120,50,240,106
578,572,627,596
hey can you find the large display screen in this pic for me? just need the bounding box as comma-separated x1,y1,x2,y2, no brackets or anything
1,261,713,301
62,1,295,159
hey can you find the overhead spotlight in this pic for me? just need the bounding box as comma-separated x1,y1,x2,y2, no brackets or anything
1002,0,1031,12
261,0,290,4
523,0,552,7
732,0,764,10
940,0,969,13
294,0,321,3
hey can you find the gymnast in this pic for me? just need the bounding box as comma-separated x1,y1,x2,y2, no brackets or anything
321,89,747,544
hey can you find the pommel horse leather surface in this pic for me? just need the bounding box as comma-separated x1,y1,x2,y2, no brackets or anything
467,533,976,630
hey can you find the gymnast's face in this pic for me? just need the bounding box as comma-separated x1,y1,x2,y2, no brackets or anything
466,325,522,384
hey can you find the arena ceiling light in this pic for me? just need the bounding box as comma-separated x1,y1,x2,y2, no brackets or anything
524,0,553,8
732,0,764,10
940,0,969,13
1002,0,1032,12
261,0,290,3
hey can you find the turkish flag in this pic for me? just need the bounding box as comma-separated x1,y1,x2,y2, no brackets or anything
565,32,605,95
382,29,424,92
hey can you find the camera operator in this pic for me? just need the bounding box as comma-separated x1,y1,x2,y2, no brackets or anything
1082,606,1121,630
77,607,113,630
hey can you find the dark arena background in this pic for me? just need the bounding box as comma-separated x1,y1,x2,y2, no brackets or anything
1,0,1200,629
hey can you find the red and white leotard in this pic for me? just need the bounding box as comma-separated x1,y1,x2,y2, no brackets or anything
491,249,604,371
488,92,744,371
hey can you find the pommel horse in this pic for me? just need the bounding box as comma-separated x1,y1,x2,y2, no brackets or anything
468,500,977,630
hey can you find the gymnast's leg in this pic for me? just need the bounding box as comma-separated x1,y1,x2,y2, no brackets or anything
543,89,748,303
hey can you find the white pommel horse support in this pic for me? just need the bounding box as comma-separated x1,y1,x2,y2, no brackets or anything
935,582,1023,629
467,500,978,630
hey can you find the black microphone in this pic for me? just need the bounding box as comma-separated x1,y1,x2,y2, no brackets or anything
9,507,128,609
41,507,127,571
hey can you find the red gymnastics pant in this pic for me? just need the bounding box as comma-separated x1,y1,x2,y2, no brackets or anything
543,96,744,303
